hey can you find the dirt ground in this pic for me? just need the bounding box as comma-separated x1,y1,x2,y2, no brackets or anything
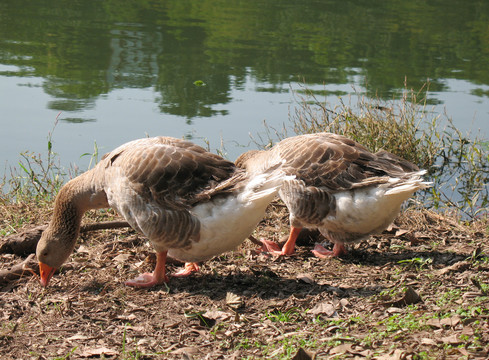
1,204,488,360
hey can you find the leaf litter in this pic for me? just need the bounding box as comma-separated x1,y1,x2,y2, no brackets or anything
0,205,488,359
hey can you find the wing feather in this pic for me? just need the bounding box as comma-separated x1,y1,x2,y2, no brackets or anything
100,137,238,247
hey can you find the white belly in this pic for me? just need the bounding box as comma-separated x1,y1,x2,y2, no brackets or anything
320,182,417,236
168,194,273,262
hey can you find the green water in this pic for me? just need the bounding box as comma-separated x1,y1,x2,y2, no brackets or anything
1,0,488,169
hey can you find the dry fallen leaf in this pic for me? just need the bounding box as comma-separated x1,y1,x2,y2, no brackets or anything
296,273,315,284
440,315,461,328
329,343,353,355
461,326,474,336
66,334,89,341
435,261,471,275
203,310,231,321
426,318,442,329
457,348,470,357
421,338,437,345
309,302,337,317
226,292,243,310
113,253,131,263
172,346,201,356
383,286,422,307
395,228,410,236
79,347,118,357
375,349,413,360
440,334,462,345
76,245,91,254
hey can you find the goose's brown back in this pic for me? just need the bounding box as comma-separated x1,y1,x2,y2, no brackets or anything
100,137,238,208
237,133,420,192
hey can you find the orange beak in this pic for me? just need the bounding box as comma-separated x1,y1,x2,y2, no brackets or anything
39,262,56,287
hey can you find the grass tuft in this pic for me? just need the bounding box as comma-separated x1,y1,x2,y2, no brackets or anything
1,114,73,204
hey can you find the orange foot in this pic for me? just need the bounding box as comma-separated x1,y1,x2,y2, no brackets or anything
257,239,284,256
124,272,169,288
311,243,347,258
257,226,302,256
124,251,169,288
172,262,200,277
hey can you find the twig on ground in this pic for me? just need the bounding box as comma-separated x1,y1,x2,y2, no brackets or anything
0,220,130,256
0,254,37,285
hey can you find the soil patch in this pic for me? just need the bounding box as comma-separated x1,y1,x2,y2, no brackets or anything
1,205,488,359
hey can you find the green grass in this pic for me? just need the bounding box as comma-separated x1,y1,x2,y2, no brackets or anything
435,288,462,307
264,307,304,323
358,307,430,349
380,310,428,333
121,325,145,360
397,257,433,270
1,115,69,204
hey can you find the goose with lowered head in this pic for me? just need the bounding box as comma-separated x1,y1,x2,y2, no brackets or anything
36,136,290,288
235,132,431,257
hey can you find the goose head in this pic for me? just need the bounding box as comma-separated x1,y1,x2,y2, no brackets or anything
36,227,78,287
36,181,87,287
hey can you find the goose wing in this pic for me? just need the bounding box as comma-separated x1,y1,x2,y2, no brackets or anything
276,133,419,191
100,137,237,248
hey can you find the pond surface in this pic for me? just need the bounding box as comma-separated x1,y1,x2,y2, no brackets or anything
1,0,489,177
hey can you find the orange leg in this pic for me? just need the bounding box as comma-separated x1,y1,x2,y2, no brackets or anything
125,251,169,288
333,243,348,257
172,262,200,277
311,243,347,258
280,226,302,255
258,226,303,256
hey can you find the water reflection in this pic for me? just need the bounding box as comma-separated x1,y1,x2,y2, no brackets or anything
2,0,488,123
1,0,488,179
